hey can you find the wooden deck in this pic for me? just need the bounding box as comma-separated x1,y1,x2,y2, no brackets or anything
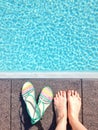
0,79,98,130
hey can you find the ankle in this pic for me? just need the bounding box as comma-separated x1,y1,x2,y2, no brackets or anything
69,117,87,130
69,115,79,126
57,115,67,124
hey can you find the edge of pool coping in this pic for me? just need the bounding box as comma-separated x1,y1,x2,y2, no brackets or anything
0,72,98,78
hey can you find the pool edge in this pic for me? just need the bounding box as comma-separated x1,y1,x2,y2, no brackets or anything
0,72,98,78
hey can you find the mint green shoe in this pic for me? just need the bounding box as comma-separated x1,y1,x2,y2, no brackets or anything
38,86,53,118
22,82,41,124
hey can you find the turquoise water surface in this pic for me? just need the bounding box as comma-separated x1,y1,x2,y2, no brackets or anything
0,0,98,71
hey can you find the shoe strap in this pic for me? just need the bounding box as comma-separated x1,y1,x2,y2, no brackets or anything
30,104,41,124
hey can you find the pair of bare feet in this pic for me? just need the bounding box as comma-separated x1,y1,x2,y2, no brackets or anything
54,90,87,130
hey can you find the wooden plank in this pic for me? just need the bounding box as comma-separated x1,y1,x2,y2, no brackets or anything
0,79,11,130
11,79,81,130
11,79,27,130
82,79,98,130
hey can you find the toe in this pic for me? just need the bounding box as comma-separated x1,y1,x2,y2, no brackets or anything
60,91,63,96
75,90,78,96
56,93,59,98
71,90,75,96
62,91,66,97
57,91,60,97
63,91,66,97
54,97,57,104
67,90,71,97
76,92,80,98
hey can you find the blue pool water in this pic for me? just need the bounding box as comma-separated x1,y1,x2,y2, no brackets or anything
0,0,98,71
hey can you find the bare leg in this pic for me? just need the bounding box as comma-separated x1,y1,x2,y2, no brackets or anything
54,91,67,130
67,90,87,130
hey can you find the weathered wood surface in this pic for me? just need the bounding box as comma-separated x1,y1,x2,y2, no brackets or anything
0,79,97,130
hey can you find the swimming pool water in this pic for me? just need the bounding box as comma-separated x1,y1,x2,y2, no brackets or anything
0,0,98,71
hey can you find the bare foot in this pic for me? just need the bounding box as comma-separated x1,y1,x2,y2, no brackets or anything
67,90,81,123
54,91,67,125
